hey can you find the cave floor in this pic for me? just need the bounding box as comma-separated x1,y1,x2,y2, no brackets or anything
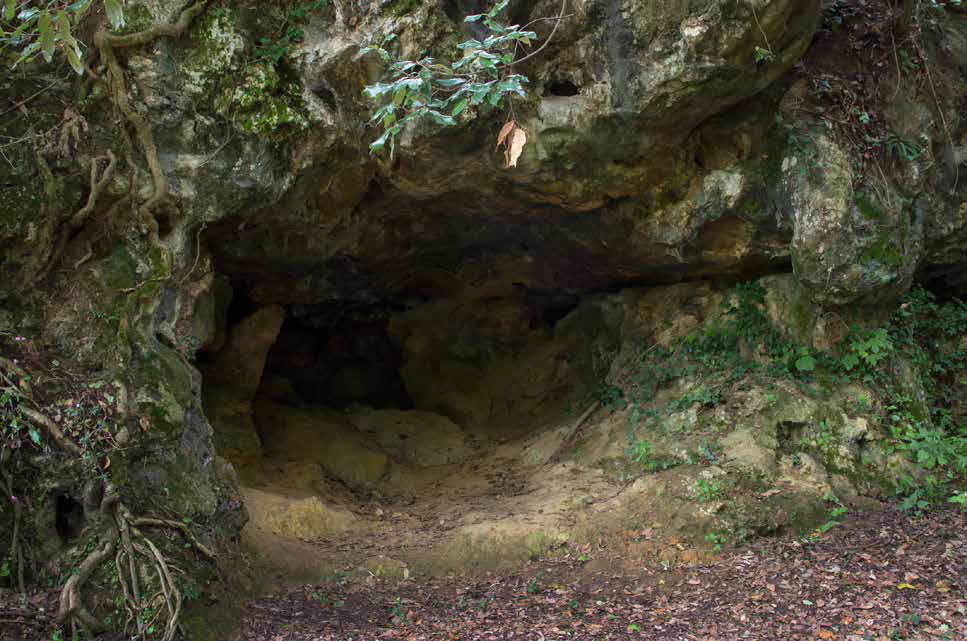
235,405,627,584
227,506,967,640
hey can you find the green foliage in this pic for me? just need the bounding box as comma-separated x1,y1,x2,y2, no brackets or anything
817,493,847,534
873,288,967,509
884,134,923,162
389,596,405,621
624,437,679,473
251,1,327,64
358,0,538,157
627,438,652,465
752,46,774,64
1,0,121,74
694,477,722,503
526,571,543,595
610,278,966,512
703,531,727,553
1,383,42,450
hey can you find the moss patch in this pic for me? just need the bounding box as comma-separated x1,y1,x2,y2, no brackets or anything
860,235,904,267
854,192,884,221
100,246,140,291
385,0,421,16
215,62,314,138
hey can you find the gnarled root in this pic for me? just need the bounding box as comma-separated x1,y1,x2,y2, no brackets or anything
57,486,120,635
56,481,218,640
93,1,209,221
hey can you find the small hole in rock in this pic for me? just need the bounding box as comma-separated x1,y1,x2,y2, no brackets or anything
55,495,84,542
547,80,580,97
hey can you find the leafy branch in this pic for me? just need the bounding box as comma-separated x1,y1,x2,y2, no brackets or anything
358,0,568,164
1,0,126,74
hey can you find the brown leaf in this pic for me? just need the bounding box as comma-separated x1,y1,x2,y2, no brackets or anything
507,127,527,167
496,120,516,150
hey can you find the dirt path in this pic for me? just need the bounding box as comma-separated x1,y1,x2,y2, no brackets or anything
230,507,967,641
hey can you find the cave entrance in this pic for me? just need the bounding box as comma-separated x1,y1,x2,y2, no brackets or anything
197,277,622,577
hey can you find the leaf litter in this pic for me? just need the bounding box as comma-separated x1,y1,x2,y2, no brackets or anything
225,507,966,640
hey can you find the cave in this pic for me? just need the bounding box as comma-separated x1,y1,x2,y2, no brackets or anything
197,264,624,570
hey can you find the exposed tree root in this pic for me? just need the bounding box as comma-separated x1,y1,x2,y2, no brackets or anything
19,407,83,456
40,151,117,280
53,476,217,640
0,359,216,639
57,488,120,635
93,1,210,221
131,516,216,560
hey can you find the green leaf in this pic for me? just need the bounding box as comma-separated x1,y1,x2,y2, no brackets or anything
464,13,483,22
451,98,467,116
362,82,393,99
28,429,41,445
434,77,464,88
56,11,72,40
66,42,84,74
37,12,55,61
426,110,455,127
67,0,91,13
3,0,14,21
794,354,816,372
104,0,125,30
488,0,510,17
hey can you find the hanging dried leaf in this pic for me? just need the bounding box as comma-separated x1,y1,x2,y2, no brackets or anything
496,119,516,151
507,126,527,167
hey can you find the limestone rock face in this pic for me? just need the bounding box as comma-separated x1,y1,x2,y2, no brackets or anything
785,136,921,306
204,305,286,399
150,0,823,310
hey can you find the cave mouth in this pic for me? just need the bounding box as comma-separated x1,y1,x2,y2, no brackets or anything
199,280,615,479
197,273,622,572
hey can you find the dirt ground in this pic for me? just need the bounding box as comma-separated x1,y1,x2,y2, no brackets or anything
224,506,967,641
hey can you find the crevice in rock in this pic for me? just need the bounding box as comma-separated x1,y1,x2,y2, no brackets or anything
546,80,580,97
55,494,84,543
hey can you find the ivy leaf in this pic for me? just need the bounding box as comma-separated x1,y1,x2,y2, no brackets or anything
104,0,125,30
